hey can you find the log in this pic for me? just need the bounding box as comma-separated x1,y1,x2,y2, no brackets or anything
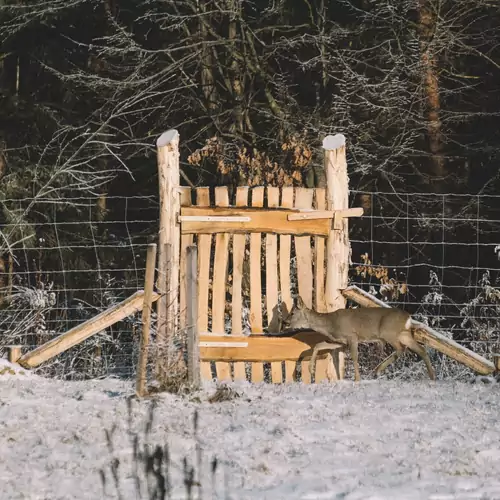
19,291,160,369
136,244,157,397
342,284,495,375
7,346,22,363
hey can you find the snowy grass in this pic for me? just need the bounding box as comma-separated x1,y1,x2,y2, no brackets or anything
1,373,500,499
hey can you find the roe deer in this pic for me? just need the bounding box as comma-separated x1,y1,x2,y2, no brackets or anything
282,297,436,382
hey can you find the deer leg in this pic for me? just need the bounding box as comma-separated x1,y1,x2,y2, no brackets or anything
331,347,343,380
400,335,436,381
349,340,361,382
309,342,338,380
374,351,399,377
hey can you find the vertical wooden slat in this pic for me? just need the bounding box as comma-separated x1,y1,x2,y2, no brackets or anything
313,188,333,383
250,187,264,382
279,187,294,316
267,187,281,382
179,187,193,331
294,188,314,308
196,187,212,380
271,362,283,384
186,245,200,389
232,187,249,381
213,187,231,380
294,188,314,382
250,187,264,333
285,360,295,382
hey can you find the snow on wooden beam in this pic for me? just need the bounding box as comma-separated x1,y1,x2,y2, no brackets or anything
18,290,160,369
342,285,495,375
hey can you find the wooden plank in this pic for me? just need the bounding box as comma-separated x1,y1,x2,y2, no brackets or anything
196,188,211,334
266,187,280,330
285,360,296,382
199,333,339,362
250,187,264,382
179,187,193,331
250,188,264,332
279,187,294,315
201,362,213,381
313,188,330,383
19,291,160,368
271,362,283,383
342,285,495,375
179,216,251,223
213,187,231,381
136,243,157,397
294,189,314,309
287,207,363,221
267,187,281,380
186,245,200,389
294,188,314,383
232,187,249,381
180,206,330,237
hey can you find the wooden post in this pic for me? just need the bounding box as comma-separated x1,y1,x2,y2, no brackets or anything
186,245,200,388
323,134,349,381
156,130,181,371
493,354,500,374
324,134,349,312
136,243,157,397
7,345,22,363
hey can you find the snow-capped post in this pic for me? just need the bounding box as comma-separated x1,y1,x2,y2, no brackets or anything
136,243,157,397
156,130,181,376
186,245,200,389
7,345,21,363
323,134,349,312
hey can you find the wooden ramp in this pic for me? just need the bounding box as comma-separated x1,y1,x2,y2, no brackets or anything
342,285,495,376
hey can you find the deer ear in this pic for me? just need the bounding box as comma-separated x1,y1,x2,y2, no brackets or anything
296,296,305,309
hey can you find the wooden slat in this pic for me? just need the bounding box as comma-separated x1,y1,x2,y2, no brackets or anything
271,362,283,384
287,207,363,221
294,188,315,382
313,188,331,383
279,188,294,315
294,188,314,308
250,187,264,382
232,187,249,382
179,187,193,331
213,187,231,380
201,362,213,381
196,188,211,334
285,360,295,382
266,187,281,380
180,206,330,237
199,333,338,362
250,188,264,333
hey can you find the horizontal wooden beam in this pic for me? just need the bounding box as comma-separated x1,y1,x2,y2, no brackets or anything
199,333,343,362
180,207,330,236
179,216,251,223
288,207,363,222
342,285,495,375
18,290,160,369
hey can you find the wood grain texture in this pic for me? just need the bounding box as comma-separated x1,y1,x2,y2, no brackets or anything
196,188,211,334
179,187,193,331
279,188,294,316
213,187,231,380
180,206,330,236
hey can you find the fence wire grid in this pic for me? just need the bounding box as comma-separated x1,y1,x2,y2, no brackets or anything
1,189,499,380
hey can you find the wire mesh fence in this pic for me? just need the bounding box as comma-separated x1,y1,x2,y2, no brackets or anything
1,189,499,380
0,194,158,379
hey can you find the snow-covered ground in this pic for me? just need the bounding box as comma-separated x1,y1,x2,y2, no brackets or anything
1,364,500,500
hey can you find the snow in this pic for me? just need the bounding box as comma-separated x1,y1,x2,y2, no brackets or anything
1,374,500,499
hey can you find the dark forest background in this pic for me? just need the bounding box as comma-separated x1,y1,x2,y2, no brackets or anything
0,0,499,378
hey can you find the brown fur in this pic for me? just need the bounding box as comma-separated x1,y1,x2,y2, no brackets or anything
283,297,436,382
